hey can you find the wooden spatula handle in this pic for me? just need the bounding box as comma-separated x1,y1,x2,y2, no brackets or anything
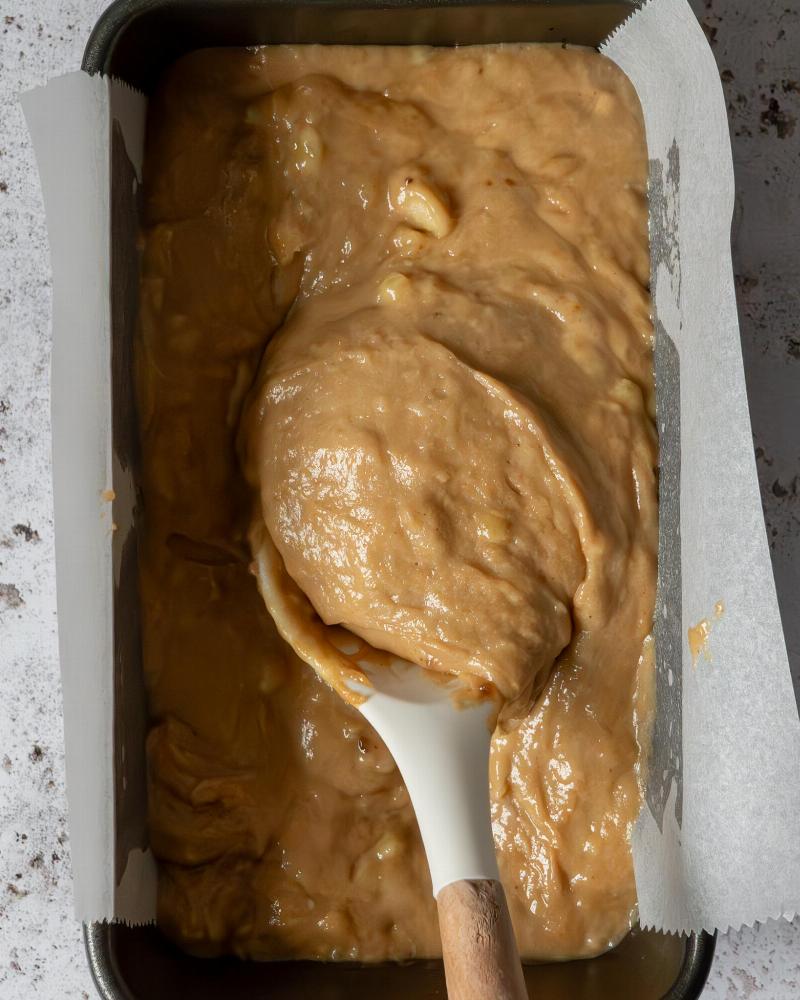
437,878,528,1000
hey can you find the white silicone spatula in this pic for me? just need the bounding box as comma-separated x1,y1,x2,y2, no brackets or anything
253,546,528,1000
348,656,528,1000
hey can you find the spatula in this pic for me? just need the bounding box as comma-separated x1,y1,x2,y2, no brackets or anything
252,540,528,1000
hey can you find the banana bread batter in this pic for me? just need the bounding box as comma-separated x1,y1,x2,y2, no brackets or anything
138,43,655,962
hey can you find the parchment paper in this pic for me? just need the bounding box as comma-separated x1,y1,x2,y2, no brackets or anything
22,0,800,935
22,74,155,924
603,0,800,934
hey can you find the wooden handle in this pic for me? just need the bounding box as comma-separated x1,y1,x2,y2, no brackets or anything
437,879,528,1000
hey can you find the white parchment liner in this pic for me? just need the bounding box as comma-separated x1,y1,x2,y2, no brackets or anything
22,0,800,936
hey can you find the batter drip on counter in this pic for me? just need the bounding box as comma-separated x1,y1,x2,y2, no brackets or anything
137,43,656,962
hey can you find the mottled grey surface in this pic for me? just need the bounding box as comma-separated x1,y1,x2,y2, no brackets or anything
0,1,798,997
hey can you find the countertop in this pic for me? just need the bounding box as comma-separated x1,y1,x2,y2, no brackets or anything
0,0,798,997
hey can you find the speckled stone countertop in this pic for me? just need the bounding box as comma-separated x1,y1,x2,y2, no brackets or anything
1,1,798,997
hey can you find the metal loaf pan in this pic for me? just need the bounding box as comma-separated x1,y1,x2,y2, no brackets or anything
82,1,716,997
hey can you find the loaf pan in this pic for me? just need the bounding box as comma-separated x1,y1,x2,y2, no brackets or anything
81,1,716,997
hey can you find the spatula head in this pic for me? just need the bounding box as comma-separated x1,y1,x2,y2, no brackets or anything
251,525,500,895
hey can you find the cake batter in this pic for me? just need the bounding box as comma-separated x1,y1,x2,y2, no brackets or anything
138,43,655,963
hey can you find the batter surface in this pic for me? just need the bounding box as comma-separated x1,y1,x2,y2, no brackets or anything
138,43,656,963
